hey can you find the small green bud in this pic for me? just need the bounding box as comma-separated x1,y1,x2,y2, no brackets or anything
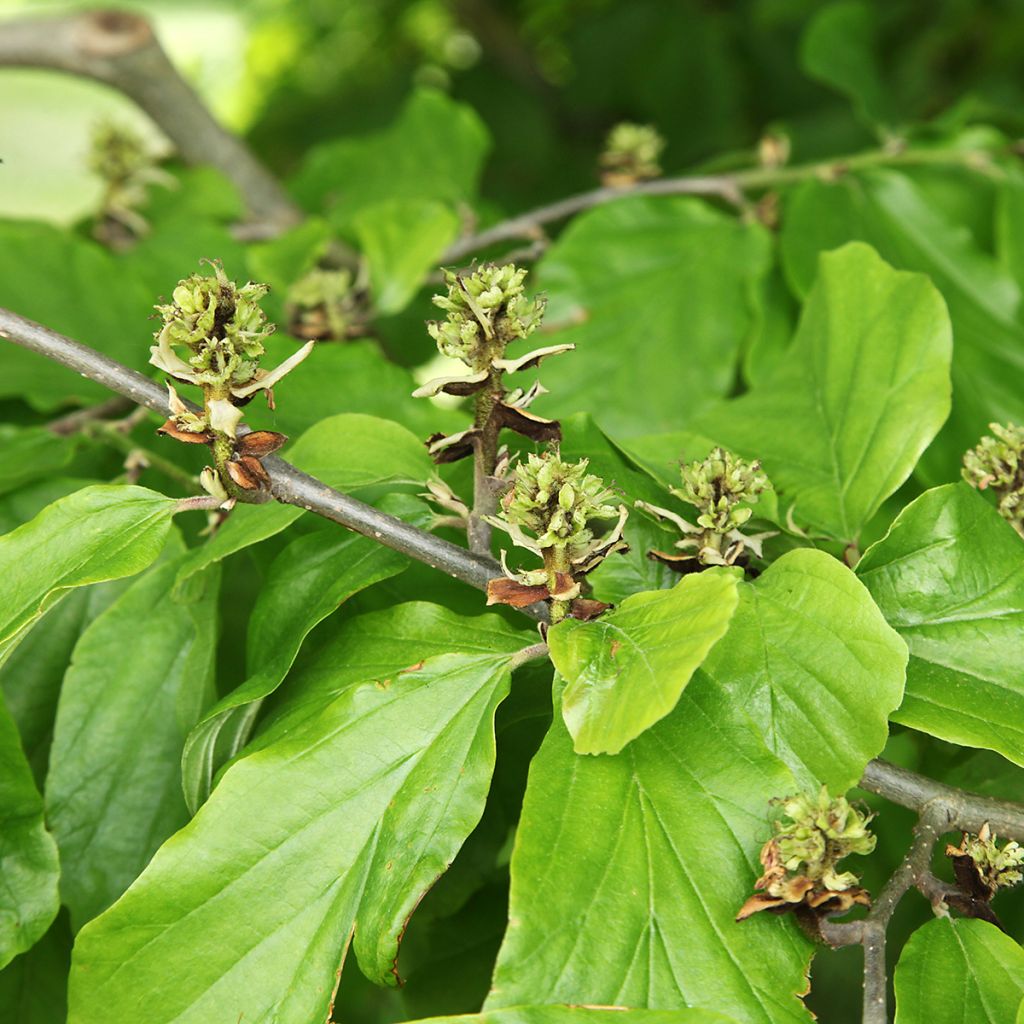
427,263,546,368
963,423,1024,534
600,122,665,184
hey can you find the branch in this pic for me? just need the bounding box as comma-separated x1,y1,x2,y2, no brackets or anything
0,9,301,233
0,306,547,623
440,144,999,264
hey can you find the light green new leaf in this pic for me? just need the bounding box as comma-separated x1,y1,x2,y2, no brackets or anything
694,242,952,542
857,483,1024,765
800,1,894,128
532,196,771,436
0,697,59,969
550,569,739,754
780,171,1024,482
45,555,220,929
486,678,812,1023
69,649,521,1024
355,198,459,314
699,549,906,790
407,1008,737,1024
894,918,1024,1024
291,88,489,228
181,527,409,811
0,484,176,667
174,413,432,589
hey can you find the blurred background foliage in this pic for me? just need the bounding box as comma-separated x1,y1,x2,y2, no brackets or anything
3,2,1024,1022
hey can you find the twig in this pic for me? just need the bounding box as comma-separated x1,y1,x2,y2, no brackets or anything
0,305,548,623
440,144,998,263
0,9,301,232
46,396,132,435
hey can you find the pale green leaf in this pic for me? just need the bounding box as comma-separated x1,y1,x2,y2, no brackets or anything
407,1008,737,1024
486,677,812,1023
532,196,771,436
45,555,220,929
69,649,521,1024
355,198,459,314
894,918,1024,1024
699,548,906,790
551,569,739,755
0,485,176,667
857,482,1024,765
694,242,952,541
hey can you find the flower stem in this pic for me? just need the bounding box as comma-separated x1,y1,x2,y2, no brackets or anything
468,366,504,555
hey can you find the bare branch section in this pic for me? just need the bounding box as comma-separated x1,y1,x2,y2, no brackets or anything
0,9,301,233
0,306,546,622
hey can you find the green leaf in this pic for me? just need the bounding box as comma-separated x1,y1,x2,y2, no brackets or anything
181,526,409,811
486,677,812,1022
0,912,71,1024
0,222,154,409
291,88,489,229
0,427,76,497
550,569,739,755
405,1008,737,1024
174,412,432,589
800,1,894,128
694,242,952,542
857,482,1024,765
894,918,1024,1024
45,555,220,929
532,196,771,436
355,198,459,314
0,485,176,667
780,171,1024,483
0,695,59,969
699,548,906,790
69,649,522,1024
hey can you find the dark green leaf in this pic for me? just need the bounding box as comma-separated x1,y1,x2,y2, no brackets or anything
0,911,71,1024
406,1009,737,1024
857,483,1024,765
0,427,76,497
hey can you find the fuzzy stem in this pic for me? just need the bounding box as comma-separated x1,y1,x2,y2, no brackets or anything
467,366,504,555
544,545,572,624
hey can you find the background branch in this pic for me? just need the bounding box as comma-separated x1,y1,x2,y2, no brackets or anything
0,9,301,233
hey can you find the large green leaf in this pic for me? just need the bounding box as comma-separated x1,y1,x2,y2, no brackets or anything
780,170,1024,482
291,88,489,229
694,242,952,542
486,677,812,1023
857,482,1024,765
0,221,153,410
699,548,906,790
894,918,1024,1024
69,648,525,1024
0,696,58,969
0,485,176,666
174,412,432,589
355,198,459,314
0,427,76,497
45,554,220,929
550,569,739,754
181,525,409,811
406,1009,736,1024
0,912,71,1024
532,196,771,436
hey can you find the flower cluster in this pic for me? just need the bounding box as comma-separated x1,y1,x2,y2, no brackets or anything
88,120,173,248
150,261,312,503
415,263,571,466
286,267,362,341
946,823,1024,900
486,451,628,621
737,787,876,921
962,422,1024,536
638,447,774,570
599,122,665,185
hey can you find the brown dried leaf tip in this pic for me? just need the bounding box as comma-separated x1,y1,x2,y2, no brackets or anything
943,823,1024,928
737,787,875,923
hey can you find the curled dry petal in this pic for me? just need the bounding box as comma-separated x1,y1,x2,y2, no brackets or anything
226,455,272,491
492,343,575,375
207,398,245,438
230,340,316,398
412,369,489,399
486,577,551,608
149,327,199,383
156,420,213,445
426,428,479,465
492,402,562,443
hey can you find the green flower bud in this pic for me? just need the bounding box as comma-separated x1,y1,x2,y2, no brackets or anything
600,122,665,183
427,263,546,368
963,423,1024,534
947,824,1024,895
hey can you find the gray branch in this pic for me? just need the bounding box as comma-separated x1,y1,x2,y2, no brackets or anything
0,306,546,622
0,9,301,232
